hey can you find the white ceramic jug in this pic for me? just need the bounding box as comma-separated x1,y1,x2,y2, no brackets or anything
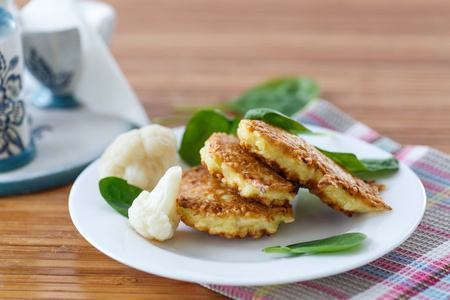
0,6,35,171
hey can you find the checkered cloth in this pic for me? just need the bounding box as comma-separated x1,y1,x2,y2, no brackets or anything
202,99,450,300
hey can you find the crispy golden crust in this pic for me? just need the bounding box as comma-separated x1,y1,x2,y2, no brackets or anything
176,166,295,239
200,133,298,206
238,120,391,216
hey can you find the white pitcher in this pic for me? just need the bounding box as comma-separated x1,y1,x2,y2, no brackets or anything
0,6,35,171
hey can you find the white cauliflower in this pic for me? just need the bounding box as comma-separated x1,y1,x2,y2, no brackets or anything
99,124,178,191
128,166,182,241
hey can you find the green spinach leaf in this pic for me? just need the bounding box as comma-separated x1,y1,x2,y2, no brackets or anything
317,147,399,174
244,108,314,135
359,157,399,172
229,77,320,116
171,77,320,118
316,147,367,173
179,109,240,166
263,232,367,254
99,177,143,218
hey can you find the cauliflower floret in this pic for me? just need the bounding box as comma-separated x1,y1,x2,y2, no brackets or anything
128,166,182,241
99,124,178,191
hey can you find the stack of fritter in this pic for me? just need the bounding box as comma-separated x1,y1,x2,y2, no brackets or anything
177,132,296,239
176,120,391,239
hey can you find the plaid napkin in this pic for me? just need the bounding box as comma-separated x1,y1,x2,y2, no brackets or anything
202,99,450,300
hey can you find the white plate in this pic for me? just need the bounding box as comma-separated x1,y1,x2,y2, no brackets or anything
68,126,426,286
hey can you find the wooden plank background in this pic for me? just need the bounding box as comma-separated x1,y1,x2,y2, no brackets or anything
2,0,450,298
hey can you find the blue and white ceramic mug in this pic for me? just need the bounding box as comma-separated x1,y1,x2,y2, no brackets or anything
0,7,35,172
22,27,81,108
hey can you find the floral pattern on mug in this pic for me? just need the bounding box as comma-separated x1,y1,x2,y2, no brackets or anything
0,51,25,156
26,48,73,94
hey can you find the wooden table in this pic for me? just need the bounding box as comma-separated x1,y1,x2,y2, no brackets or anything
3,0,450,298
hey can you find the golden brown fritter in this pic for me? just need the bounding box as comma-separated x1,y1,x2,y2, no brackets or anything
176,166,295,239
200,133,298,206
238,119,391,217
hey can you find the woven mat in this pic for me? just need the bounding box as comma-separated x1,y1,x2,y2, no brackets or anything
202,99,450,300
